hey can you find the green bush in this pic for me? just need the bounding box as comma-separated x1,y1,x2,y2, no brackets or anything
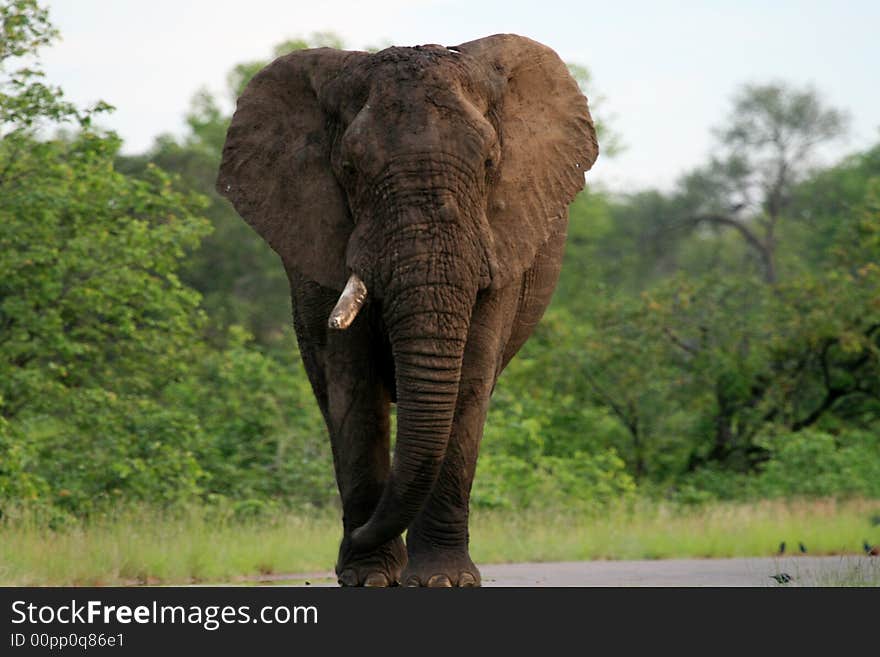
165,327,335,507
0,418,49,504
0,132,213,516
472,449,636,510
753,429,880,498
22,395,205,514
674,429,880,503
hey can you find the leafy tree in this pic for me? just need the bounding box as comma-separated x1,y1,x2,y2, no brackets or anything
674,83,848,283
118,91,291,346
2,0,83,133
166,327,333,508
787,139,880,268
571,169,880,478
0,1,213,511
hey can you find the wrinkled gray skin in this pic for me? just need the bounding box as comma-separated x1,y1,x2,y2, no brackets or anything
217,34,598,586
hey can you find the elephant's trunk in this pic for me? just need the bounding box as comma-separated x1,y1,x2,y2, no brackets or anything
349,279,474,553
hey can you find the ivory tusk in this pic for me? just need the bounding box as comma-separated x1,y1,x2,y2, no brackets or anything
328,274,368,330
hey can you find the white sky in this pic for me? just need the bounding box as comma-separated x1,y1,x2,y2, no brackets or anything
42,0,879,192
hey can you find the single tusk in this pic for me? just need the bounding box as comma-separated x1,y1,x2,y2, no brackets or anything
328,274,368,330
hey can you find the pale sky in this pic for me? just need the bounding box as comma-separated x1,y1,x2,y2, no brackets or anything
41,0,879,191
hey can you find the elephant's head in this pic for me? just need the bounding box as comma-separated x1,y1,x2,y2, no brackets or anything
216,34,598,552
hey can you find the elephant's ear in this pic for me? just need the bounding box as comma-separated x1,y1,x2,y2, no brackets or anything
454,34,599,289
216,48,362,291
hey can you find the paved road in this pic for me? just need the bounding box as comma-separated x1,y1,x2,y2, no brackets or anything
479,556,876,586
248,556,878,587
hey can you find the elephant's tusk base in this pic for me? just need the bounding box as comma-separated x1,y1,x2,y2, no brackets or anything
328,274,368,330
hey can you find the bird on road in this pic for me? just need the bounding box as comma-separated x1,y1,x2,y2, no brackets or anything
770,573,793,584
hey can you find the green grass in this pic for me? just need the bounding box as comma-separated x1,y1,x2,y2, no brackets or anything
470,498,880,563
0,508,340,586
808,557,880,586
1,499,878,586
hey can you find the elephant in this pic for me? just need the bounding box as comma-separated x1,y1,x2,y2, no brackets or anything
216,33,598,586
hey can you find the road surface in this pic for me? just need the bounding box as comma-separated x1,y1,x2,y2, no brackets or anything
243,556,878,587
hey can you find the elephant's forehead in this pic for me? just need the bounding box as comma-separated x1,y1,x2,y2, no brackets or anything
327,46,491,125
357,46,469,90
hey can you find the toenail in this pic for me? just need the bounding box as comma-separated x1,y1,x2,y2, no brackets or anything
426,574,452,587
364,572,389,587
459,572,478,587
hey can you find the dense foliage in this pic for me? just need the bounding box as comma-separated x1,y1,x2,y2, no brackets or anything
1,3,877,521
0,4,334,520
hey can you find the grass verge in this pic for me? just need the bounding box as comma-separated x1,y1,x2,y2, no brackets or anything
1,498,878,586
0,508,340,586
470,498,880,563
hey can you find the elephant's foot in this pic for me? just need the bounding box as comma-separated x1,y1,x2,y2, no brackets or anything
401,551,481,587
336,535,407,587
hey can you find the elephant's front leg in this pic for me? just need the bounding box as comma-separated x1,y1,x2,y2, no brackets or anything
324,336,406,587
290,277,406,586
401,286,518,587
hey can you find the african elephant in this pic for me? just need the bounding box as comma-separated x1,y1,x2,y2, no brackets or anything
216,33,598,586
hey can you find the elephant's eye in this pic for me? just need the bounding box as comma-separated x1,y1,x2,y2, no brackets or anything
341,161,355,175
484,158,494,169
